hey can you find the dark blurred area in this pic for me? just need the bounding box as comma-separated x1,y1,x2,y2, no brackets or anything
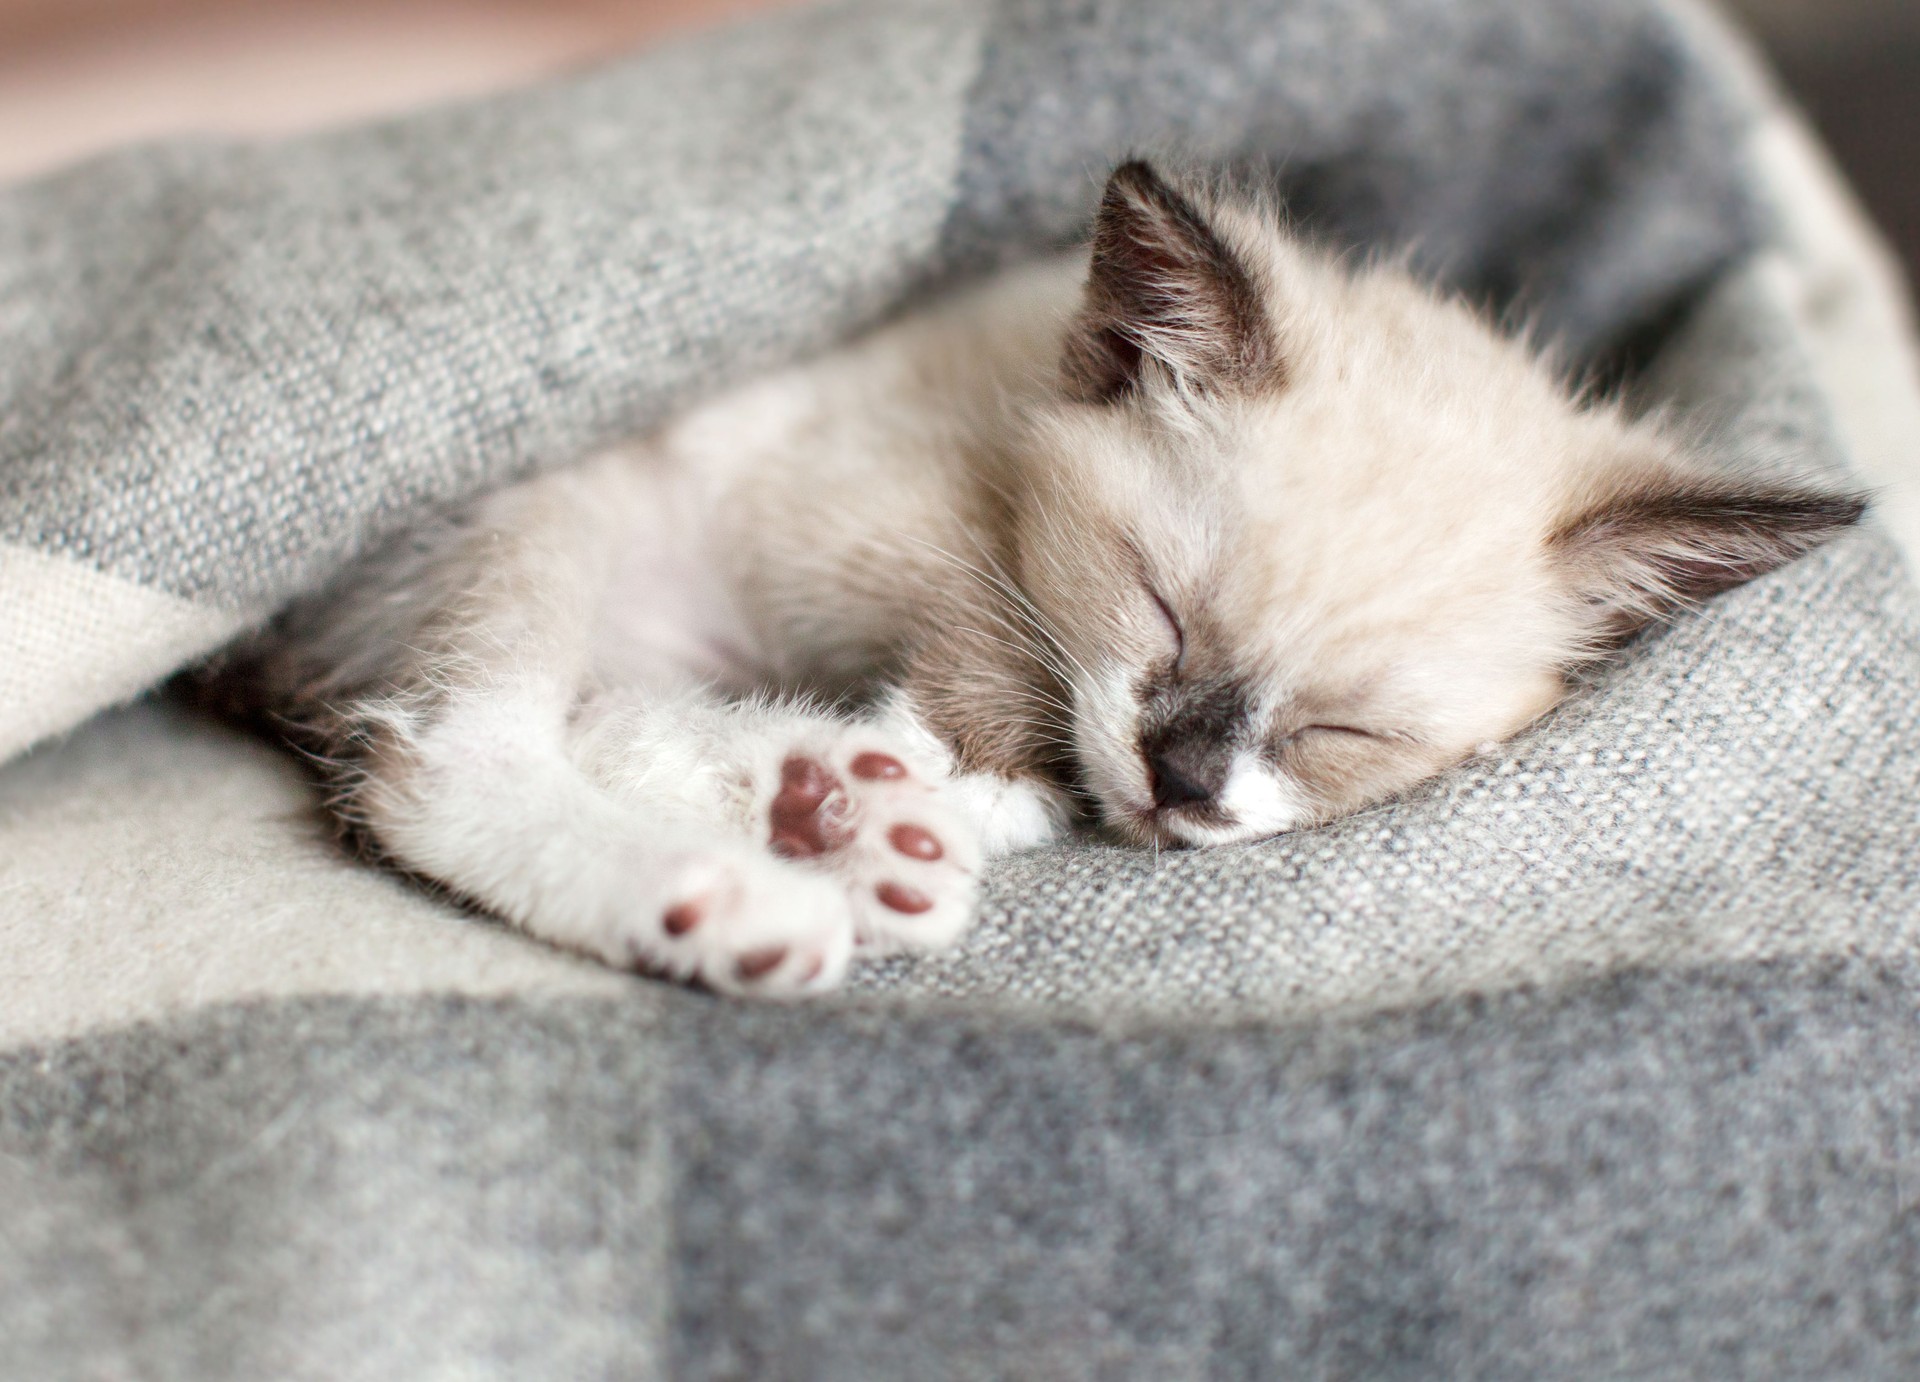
1731,0,1920,287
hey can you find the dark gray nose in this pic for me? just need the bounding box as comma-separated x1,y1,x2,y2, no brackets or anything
1146,737,1229,810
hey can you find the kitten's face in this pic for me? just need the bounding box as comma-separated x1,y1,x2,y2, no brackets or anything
1014,162,1861,846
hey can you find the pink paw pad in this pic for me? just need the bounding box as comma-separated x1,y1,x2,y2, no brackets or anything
888,823,943,860
876,881,934,914
850,752,908,781
735,946,788,982
768,757,853,860
662,901,703,936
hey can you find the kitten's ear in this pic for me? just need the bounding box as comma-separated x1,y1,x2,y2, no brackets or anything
1550,469,1866,643
1061,160,1281,402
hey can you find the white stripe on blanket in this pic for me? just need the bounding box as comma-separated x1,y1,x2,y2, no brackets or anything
0,699,628,1049
0,544,243,761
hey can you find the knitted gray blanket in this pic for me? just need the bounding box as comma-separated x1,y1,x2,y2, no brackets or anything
3,0,1919,1375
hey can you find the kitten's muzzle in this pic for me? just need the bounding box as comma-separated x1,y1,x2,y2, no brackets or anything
1144,736,1230,812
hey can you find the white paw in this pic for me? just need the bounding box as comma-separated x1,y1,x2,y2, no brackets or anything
625,846,856,999
754,732,980,955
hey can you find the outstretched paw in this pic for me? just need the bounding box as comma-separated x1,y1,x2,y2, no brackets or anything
636,848,856,999
760,739,979,954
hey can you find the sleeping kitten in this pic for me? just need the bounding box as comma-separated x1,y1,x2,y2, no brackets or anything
228,160,1863,997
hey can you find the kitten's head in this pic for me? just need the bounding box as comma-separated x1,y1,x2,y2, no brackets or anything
1013,160,1864,846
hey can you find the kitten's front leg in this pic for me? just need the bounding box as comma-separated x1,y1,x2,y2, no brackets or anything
352,685,864,996
352,680,1062,989
293,452,1067,990
295,458,881,997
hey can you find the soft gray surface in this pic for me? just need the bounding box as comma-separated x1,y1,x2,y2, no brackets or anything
2,0,1919,1375
5,965,1920,1380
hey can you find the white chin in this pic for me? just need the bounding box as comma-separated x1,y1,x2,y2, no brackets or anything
1160,757,1306,847
1157,815,1290,848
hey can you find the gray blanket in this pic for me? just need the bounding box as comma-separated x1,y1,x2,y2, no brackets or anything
4,0,1920,1376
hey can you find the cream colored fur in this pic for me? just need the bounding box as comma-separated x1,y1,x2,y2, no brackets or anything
229,161,1861,996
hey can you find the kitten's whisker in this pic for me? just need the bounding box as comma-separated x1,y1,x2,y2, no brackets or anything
999,697,1077,725
983,713,1080,743
943,628,1078,716
903,528,1062,646
906,534,1090,689
1004,508,1100,686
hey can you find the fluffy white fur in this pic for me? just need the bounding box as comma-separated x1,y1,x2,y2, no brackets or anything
226,161,1862,996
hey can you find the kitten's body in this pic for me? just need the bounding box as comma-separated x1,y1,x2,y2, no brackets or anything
234,163,1862,995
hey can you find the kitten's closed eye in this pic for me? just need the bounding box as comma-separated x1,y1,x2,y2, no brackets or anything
1147,589,1184,662
1297,724,1377,741
1270,724,1380,750
1265,725,1389,788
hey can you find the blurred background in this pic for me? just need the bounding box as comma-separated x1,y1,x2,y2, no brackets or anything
1734,0,1919,282
0,0,1913,285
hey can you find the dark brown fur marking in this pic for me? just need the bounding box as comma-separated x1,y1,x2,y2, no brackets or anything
1063,160,1284,403
1551,480,1868,640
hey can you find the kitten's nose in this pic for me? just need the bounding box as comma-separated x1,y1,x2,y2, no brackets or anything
1146,739,1229,810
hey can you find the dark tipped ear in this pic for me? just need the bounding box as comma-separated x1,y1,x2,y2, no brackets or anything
1551,474,1867,642
1061,160,1282,403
